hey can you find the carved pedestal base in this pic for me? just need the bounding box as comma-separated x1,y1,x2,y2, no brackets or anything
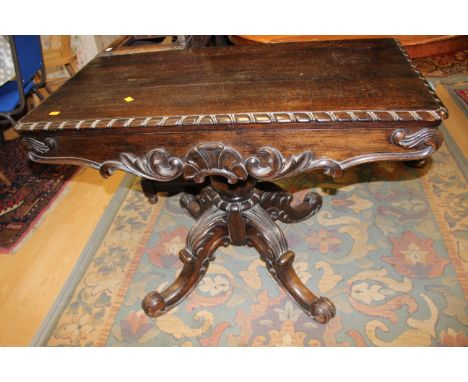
141,177,336,324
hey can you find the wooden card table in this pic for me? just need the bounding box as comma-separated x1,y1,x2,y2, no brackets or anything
16,39,447,324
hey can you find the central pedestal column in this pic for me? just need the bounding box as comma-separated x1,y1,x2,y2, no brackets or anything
142,176,336,324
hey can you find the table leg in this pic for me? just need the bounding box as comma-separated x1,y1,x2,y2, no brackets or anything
258,189,322,223
142,204,229,317
244,204,335,324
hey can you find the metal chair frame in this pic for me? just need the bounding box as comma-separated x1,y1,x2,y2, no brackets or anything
0,36,47,133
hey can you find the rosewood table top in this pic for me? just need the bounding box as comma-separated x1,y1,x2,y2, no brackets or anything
16,38,448,324
17,38,445,129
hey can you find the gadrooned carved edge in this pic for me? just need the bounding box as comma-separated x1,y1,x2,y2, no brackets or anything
22,128,443,183
15,107,447,132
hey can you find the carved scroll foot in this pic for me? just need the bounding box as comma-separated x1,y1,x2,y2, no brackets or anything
259,189,322,223
142,291,165,317
142,206,229,317
245,205,336,324
180,187,217,220
310,297,336,324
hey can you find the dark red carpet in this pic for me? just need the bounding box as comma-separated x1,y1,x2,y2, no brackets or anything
0,138,77,253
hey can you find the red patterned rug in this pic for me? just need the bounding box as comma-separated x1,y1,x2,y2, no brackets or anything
413,49,468,77
0,138,77,254
454,89,468,105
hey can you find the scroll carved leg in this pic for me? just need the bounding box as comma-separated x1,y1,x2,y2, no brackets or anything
259,189,322,223
245,205,336,324
143,176,335,323
142,206,229,317
180,187,217,220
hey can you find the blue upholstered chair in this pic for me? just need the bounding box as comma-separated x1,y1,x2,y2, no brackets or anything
0,36,46,133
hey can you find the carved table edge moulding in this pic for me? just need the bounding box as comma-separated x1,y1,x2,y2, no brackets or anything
16,39,448,325
14,109,448,131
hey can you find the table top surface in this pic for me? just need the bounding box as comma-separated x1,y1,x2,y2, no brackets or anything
16,38,446,132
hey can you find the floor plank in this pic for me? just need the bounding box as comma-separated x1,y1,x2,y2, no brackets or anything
0,167,124,346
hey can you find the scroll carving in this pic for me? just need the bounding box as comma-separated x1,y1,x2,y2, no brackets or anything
22,127,443,184
245,148,314,180
391,128,443,150
22,137,101,169
259,190,323,223
22,137,56,154
184,143,247,184
99,149,184,181
245,148,344,180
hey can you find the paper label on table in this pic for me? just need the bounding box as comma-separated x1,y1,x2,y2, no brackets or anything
48,111,61,116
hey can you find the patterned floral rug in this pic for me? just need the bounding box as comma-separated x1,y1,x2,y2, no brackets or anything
0,138,77,253
42,122,468,347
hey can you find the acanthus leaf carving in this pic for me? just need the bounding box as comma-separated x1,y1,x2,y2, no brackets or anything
183,143,248,184
259,190,322,223
245,148,314,180
245,148,346,180
22,127,443,184
99,149,184,181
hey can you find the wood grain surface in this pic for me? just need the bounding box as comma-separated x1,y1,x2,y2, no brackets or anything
0,169,124,346
17,38,443,129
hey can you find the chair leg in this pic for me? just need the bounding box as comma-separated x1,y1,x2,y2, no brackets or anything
32,87,45,101
0,114,13,187
44,84,53,94
0,170,11,187
0,114,17,142
65,63,77,77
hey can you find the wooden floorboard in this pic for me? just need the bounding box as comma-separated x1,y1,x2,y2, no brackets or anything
0,167,124,346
